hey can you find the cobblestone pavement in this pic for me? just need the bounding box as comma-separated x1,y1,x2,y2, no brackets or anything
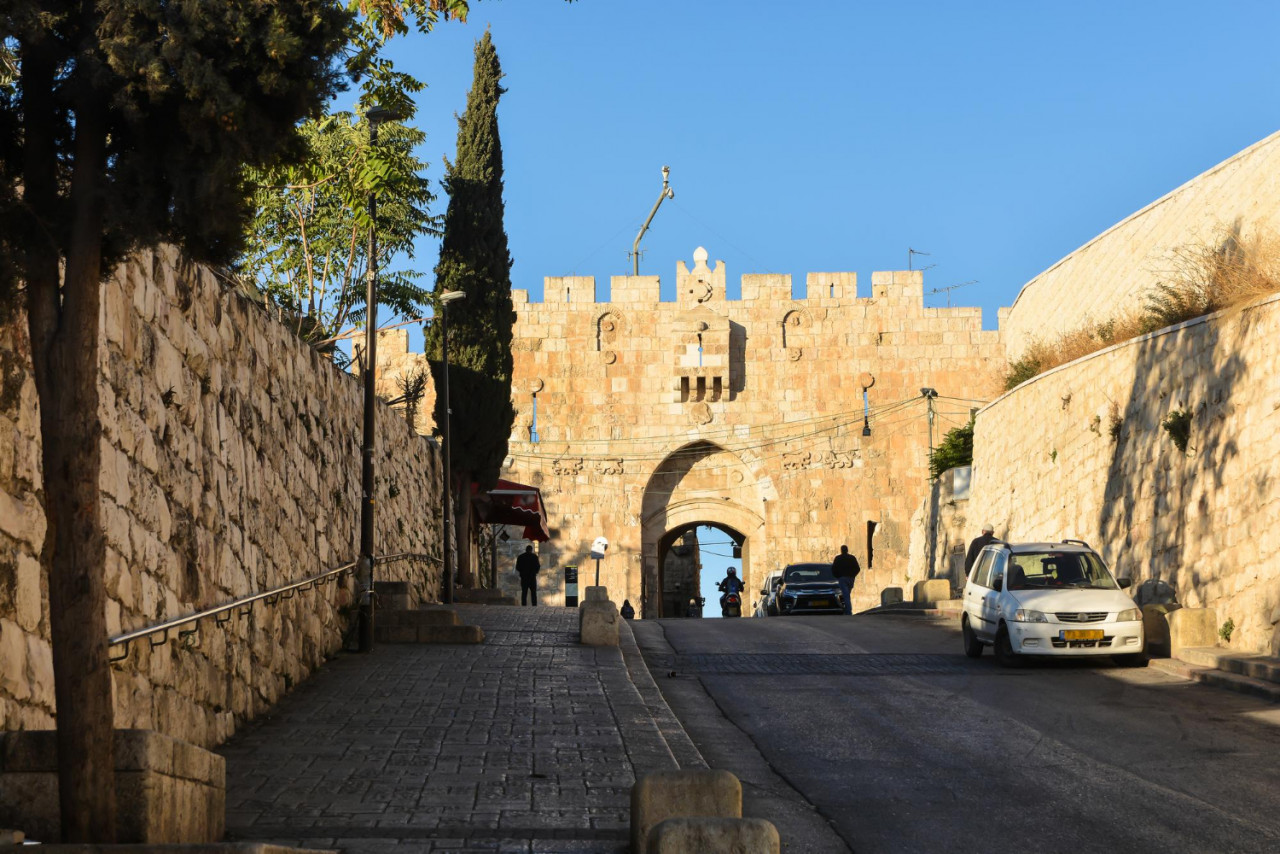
220,606,680,853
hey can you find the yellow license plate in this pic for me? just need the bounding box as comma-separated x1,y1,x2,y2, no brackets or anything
809,599,831,607
1061,629,1104,641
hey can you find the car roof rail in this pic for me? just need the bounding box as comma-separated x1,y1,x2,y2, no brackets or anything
1061,538,1092,548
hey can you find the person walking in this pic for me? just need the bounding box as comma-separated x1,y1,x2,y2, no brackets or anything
832,545,861,615
516,545,540,606
964,523,998,578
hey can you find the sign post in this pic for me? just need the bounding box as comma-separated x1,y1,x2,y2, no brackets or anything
564,565,579,607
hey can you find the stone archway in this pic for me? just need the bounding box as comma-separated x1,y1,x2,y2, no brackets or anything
640,442,770,617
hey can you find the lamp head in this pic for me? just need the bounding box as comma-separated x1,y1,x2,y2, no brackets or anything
366,104,397,126
439,290,467,304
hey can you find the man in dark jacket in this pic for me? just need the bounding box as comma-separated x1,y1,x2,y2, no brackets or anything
964,523,998,578
832,545,861,615
516,545,540,606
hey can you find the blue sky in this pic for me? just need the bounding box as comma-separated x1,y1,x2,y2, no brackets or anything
370,2,1280,609
368,0,1280,342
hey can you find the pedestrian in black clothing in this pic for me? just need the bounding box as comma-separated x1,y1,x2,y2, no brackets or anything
964,523,998,578
832,545,861,615
516,545,540,606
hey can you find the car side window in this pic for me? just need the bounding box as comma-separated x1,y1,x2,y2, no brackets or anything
973,552,994,588
989,552,1008,588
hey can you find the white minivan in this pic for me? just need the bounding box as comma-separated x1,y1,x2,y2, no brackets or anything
961,540,1145,667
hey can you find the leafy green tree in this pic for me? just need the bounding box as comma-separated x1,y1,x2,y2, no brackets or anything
425,31,515,584
239,110,437,353
0,1,353,840
929,420,975,480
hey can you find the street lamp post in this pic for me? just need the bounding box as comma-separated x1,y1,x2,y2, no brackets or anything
358,104,395,653
439,290,466,605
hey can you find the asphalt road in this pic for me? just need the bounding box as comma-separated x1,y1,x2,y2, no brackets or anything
633,613,1280,854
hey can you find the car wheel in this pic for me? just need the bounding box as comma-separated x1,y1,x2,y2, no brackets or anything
994,624,1019,668
1113,653,1148,668
962,616,984,658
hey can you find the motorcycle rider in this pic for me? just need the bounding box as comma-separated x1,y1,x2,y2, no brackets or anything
717,567,745,613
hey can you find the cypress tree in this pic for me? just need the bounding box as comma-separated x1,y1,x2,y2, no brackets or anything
426,31,516,581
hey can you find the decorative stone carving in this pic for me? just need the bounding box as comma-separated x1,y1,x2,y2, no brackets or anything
689,402,713,425
821,450,860,469
603,351,617,365
595,459,625,475
597,310,626,351
782,451,811,470
553,458,584,476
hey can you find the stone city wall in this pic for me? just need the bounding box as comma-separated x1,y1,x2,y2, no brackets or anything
380,249,1007,615
0,246,444,747
966,293,1280,655
1002,129,1280,359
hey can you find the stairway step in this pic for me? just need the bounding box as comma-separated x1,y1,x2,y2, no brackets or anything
1174,647,1280,685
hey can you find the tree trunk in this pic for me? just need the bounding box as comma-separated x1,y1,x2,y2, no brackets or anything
24,50,118,840
453,475,473,588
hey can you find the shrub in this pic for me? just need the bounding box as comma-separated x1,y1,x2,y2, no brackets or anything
929,420,974,479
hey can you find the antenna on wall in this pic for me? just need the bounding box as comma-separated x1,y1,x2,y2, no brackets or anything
908,247,933,271
630,166,675,275
928,280,978,308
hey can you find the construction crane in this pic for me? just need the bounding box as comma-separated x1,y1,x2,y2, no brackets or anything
630,166,675,275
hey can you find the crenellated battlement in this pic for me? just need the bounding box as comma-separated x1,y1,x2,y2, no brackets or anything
515,247,941,315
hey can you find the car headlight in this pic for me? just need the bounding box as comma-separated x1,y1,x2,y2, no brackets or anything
781,588,797,598
1116,608,1142,622
1013,609,1047,623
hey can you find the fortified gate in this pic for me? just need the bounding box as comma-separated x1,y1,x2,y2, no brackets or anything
380,248,1007,615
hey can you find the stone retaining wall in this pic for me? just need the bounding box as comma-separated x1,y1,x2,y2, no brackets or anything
0,246,444,747
967,293,1280,655
1001,129,1280,359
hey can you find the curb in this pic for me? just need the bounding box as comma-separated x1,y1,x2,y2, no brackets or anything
619,619,708,770
1147,658,1280,703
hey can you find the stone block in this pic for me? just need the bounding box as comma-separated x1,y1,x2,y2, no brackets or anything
373,581,410,612
584,585,610,603
1167,607,1218,653
913,579,951,605
881,587,904,606
1141,603,1176,657
416,606,461,626
579,601,619,646
648,817,781,854
415,624,484,644
0,729,224,843
630,769,742,854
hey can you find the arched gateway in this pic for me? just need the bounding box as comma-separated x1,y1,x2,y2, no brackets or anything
640,442,774,617
375,248,1007,610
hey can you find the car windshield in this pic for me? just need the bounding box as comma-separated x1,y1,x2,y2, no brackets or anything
1005,551,1119,590
784,563,835,583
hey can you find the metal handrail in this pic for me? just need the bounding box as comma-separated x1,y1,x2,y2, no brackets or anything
108,560,357,662
106,552,444,662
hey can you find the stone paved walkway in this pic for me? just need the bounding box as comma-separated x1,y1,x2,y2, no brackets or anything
220,606,681,853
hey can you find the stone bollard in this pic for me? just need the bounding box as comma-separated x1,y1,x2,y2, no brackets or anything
1141,603,1176,657
648,817,781,854
913,579,951,605
881,587,904,606
579,591,620,646
630,769,742,854
1167,607,1218,653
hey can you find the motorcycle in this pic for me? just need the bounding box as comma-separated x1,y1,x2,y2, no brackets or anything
721,591,742,618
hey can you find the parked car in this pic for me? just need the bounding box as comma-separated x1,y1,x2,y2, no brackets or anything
754,570,783,617
776,562,843,616
961,540,1145,667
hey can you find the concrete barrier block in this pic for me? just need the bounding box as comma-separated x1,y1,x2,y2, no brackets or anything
881,587,904,606
630,769,742,854
913,579,951,605
584,585,610,603
579,601,619,646
1167,607,1217,653
648,817,780,854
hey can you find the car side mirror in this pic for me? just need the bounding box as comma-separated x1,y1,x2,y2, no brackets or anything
1118,578,1132,589
992,573,1004,592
